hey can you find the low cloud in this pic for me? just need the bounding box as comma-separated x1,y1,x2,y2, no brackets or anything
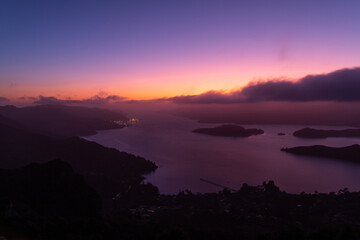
82,94,127,104
18,96,38,101
21,94,128,105
0,97,8,102
169,90,245,104
170,67,360,103
33,96,80,105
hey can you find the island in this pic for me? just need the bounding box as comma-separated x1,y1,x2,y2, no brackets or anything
293,127,360,138
192,124,264,137
281,144,360,162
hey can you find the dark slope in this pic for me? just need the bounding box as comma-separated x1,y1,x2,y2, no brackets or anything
0,115,157,205
294,127,360,138
0,104,127,137
0,160,104,240
0,159,102,218
281,144,360,162
0,114,23,129
193,124,264,137
6,178,360,239
0,122,157,178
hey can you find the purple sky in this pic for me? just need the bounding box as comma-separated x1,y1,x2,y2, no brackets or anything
1,0,360,101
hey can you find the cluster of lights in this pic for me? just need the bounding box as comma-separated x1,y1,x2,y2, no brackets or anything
113,118,139,126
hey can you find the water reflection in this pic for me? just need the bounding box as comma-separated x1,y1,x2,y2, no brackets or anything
86,112,360,194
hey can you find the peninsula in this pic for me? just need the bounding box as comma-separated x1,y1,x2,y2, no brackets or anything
281,144,360,162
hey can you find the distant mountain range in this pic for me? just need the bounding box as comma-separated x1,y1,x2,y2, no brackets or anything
0,104,127,137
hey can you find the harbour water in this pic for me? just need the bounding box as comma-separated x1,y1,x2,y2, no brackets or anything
85,112,360,194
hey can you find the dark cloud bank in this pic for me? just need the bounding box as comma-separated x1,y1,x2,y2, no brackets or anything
0,97,8,102
170,67,360,103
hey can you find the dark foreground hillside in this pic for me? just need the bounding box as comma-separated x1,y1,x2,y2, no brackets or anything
1,162,360,240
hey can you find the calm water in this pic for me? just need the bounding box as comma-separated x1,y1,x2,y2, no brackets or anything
85,112,360,194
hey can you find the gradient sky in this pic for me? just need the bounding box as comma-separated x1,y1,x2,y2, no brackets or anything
1,0,360,101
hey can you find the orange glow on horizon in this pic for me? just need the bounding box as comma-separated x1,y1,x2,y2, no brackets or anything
1,61,358,103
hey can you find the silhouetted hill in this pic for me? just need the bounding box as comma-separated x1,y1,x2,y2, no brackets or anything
0,160,105,239
0,104,127,137
281,144,360,162
123,181,360,239
294,127,360,138
0,115,23,129
0,116,157,207
3,165,360,239
87,181,360,239
0,160,102,218
4,177,360,240
193,124,264,137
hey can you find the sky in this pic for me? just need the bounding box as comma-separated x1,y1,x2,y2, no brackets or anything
1,0,360,101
